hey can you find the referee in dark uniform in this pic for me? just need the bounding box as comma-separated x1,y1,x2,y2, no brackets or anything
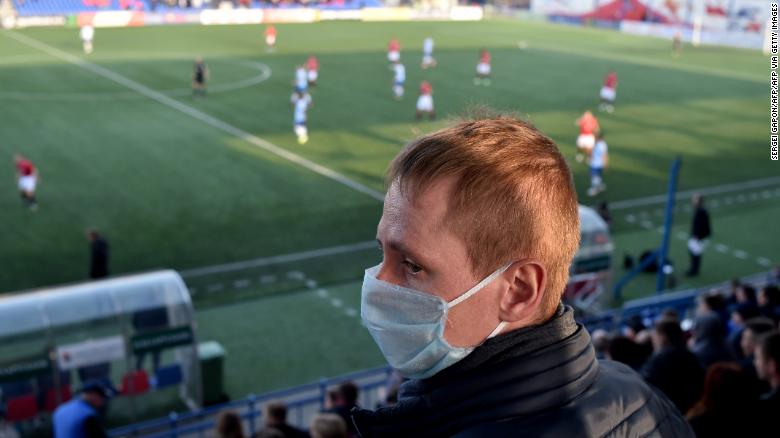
86,229,109,280
686,194,711,277
192,56,208,98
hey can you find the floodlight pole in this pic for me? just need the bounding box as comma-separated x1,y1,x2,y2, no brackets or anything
611,157,682,302
655,157,682,294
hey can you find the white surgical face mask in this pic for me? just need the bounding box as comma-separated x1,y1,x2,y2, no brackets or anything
360,263,511,379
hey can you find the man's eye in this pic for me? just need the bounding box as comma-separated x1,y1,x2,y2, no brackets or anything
402,260,422,274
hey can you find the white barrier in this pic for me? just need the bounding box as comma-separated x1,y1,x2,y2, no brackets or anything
3,6,482,29
621,20,765,51
200,8,264,25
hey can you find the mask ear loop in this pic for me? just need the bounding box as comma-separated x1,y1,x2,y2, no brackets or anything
447,262,513,308
447,262,514,342
487,321,508,339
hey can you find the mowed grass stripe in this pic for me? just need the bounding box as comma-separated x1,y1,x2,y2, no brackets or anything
3,30,385,202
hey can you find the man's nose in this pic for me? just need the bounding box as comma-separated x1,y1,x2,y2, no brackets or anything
376,262,401,286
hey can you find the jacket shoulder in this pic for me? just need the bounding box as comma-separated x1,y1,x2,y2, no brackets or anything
455,361,694,438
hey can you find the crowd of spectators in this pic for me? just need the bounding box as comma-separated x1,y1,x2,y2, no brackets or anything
206,270,780,438
208,277,780,438
594,278,780,436
216,381,360,438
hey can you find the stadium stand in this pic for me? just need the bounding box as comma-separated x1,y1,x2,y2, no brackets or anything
10,0,381,16
106,269,780,437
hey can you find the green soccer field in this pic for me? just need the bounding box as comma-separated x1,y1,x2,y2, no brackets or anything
1,18,778,412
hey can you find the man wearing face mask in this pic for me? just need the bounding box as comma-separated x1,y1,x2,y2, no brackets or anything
352,116,693,437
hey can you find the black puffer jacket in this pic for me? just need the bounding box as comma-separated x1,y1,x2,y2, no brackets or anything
351,305,693,438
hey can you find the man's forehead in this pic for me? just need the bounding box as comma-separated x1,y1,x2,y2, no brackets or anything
382,178,454,230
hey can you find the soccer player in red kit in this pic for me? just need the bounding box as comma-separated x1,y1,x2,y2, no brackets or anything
306,55,319,87
14,154,38,210
599,71,617,113
474,48,492,86
265,25,277,51
575,111,600,163
388,38,400,63
416,81,435,121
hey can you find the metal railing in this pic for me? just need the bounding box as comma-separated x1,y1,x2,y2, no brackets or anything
109,366,393,437
583,270,774,333
111,270,776,437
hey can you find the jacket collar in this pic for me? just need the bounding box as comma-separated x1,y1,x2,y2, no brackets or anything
352,305,599,437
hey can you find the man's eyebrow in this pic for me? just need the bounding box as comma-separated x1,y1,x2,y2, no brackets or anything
379,238,428,265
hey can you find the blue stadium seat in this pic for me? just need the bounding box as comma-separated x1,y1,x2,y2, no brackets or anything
151,363,183,388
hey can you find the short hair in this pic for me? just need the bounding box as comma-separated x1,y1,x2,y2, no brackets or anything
654,320,684,346
216,411,245,438
761,285,780,306
744,317,775,337
254,429,284,438
738,285,756,302
688,362,752,417
699,292,726,312
337,381,358,405
263,400,287,423
387,115,580,320
732,303,760,321
758,330,780,365
657,308,680,323
606,336,647,369
310,413,348,438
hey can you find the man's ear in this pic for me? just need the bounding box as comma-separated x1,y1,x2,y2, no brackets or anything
497,260,547,325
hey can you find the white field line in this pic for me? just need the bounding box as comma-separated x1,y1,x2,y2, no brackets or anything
3,31,385,203
609,176,780,211
180,240,377,278
530,42,764,84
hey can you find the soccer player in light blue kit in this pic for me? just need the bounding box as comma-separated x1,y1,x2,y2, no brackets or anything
587,132,608,196
291,91,312,144
392,61,406,100
421,37,436,69
294,65,308,94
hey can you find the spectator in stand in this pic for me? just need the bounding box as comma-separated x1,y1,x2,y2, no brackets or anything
755,331,780,411
623,315,647,340
590,328,611,360
350,116,693,437
735,284,758,305
254,429,284,438
758,285,780,323
739,318,776,395
324,388,340,410
216,411,246,438
696,292,729,328
53,381,115,438
657,308,680,323
622,315,653,360
685,363,762,437
310,413,347,438
728,302,760,359
383,370,406,407
257,400,308,438
322,381,358,436
768,265,780,287
725,277,741,307
641,319,704,414
606,336,648,371
690,309,735,369
0,406,20,438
